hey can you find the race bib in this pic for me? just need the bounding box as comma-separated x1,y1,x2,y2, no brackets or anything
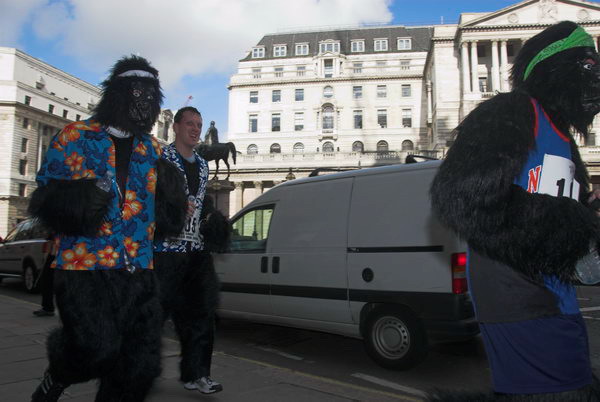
538,154,580,200
173,206,202,243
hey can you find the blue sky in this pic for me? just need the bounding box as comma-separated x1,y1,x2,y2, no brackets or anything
1,0,596,138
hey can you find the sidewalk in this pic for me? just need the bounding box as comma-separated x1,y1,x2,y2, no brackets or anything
0,294,418,402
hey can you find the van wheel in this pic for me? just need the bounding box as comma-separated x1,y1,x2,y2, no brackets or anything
23,264,39,294
364,306,428,370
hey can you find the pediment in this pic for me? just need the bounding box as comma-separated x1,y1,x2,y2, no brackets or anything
462,0,600,28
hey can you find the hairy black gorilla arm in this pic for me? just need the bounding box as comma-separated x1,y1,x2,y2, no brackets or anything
155,159,187,239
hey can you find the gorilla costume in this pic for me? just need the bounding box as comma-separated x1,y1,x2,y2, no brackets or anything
429,22,600,401
29,55,186,402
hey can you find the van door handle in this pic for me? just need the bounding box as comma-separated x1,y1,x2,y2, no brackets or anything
272,256,280,274
260,256,268,273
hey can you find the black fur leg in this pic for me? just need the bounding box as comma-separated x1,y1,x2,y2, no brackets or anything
155,158,187,239
28,179,111,237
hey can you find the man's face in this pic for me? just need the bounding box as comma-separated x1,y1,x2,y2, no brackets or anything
174,111,203,149
128,80,158,127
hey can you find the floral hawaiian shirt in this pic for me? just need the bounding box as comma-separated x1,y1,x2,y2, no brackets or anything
36,119,162,271
153,143,208,253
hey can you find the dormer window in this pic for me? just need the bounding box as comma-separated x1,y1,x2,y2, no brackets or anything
397,38,412,50
295,43,309,56
319,41,340,54
252,47,265,58
274,45,287,57
374,39,388,52
351,40,365,52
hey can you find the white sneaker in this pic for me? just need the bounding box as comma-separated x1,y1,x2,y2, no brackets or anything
184,376,223,394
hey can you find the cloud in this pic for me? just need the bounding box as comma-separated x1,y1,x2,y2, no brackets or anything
0,0,46,45
27,0,393,89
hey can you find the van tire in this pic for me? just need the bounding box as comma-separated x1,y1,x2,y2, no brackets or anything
23,263,39,294
364,305,428,370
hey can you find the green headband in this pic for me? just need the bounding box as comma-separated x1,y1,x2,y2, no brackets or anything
523,26,595,80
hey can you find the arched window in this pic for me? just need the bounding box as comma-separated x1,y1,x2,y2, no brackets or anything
270,143,281,153
293,142,304,153
401,140,414,151
352,141,364,152
323,86,334,98
322,104,334,130
322,141,334,153
377,140,389,152
247,144,258,154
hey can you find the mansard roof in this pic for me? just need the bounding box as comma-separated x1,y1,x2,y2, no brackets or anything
241,26,433,62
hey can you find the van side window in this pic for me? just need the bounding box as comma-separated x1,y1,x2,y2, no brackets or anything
230,206,274,252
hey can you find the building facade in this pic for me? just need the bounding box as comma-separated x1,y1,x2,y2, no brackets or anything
0,47,101,236
222,0,600,217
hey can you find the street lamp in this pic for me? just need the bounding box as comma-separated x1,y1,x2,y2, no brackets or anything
285,167,296,181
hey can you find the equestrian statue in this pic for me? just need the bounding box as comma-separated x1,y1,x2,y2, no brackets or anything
195,121,237,180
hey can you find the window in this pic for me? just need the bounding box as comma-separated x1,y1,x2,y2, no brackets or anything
351,40,365,52
48,104,54,114
271,113,280,131
295,88,304,101
397,38,412,50
252,68,261,79
18,183,26,197
374,39,388,51
252,47,265,58
294,112,304,131
274,66,284,77
249,91,258,103
295,43,309,56
324,59,333,78
322,141,334,152
352,141,364,152
249,114,258,132
400,60,410,70
21,138,28,153
22,117,30,129
377,140,389,152
401,84,411,97
270,143,281,154
377,85,387,98
62,109,68,118
477,44,487,58
19,159,27,175
322,105,334,130
247,144,258,154
377,109,387,128
402,109,413,128
293,142,304,153
24,96,31,105
353,86,363,99
274,45,287,57
272,90,281,102
479,77,488,92
319,41,340,53
323,86,333,98
402,140,414,151
353,110,363,129
353,62,363,74
230,206,274,252
76,114,81,121
297,65,306,77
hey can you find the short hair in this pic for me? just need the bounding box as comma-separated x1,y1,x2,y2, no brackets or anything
174,106,202,123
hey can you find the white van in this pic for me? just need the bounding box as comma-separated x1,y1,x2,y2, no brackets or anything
214,161,478,370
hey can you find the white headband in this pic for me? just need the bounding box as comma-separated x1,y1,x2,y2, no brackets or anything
117,70,156,79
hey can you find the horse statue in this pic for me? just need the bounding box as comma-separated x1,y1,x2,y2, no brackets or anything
195,121,237,180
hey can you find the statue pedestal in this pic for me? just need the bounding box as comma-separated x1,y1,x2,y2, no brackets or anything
205,179,235,217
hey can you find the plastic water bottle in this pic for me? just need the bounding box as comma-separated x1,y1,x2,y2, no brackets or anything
96,170,114,192
575,242,600,285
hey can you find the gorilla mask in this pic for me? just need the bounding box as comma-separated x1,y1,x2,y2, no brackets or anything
93,55,164,137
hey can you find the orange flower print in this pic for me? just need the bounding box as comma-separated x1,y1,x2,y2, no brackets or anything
65,152,85,172
147,222,156,240
135,142,148,156
98,222,113,236
61,242,96,270
124,237,140,257
150,137,163,157
73,169,96,179
72,121,101,131
147,260,154,270
98,245,119,267
108,145,116,167
57,127,80,147
146,168,156,194
122,191,142,220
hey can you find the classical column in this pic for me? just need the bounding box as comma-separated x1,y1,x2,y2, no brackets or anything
470,41,479,93
491,40,500,92
426,81,433,123
596,36,599,52
461,41,471,93
500,40,509,92
229,182,244,215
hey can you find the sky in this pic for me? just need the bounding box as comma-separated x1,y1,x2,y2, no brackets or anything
1,0,598,138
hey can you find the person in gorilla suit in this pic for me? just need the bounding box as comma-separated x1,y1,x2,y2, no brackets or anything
429,21,600,401
29,55,186,402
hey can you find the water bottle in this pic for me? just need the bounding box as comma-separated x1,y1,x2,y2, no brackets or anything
96,170,114,192
575,241,600,285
